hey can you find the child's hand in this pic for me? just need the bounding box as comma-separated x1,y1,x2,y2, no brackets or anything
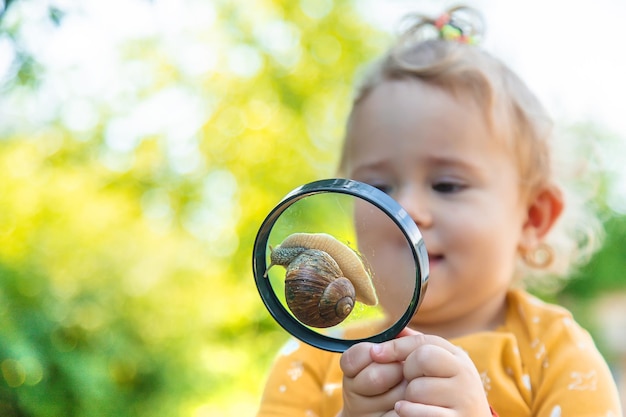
371,329,492,417
338,342,406,417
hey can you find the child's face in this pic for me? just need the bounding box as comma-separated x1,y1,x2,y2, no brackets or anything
344,79,529,334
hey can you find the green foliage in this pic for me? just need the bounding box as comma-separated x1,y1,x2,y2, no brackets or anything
565,215,626,297
0,0,387,416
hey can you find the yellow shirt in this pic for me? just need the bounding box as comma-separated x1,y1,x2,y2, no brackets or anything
256,289,622,417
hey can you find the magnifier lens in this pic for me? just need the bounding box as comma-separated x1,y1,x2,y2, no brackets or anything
253,179,427,352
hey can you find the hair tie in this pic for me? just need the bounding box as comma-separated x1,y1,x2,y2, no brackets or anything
434,6,484,44
397,5,485,46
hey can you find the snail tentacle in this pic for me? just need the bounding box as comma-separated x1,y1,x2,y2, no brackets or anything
264,245,307,277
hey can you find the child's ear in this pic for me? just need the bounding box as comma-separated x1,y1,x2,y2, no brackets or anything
519,185,564,250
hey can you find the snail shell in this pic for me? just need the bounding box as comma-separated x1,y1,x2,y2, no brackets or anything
265,233,378,328
284,249,356,328
268,233,378,306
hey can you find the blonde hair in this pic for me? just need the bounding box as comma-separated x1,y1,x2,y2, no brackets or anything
339,6,603,288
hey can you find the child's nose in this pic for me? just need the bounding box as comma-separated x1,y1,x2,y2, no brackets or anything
395,187,433,228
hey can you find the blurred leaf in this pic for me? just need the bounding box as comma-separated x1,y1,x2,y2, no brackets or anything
0,0,385,416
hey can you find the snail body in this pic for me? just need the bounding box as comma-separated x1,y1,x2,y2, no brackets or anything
265,233,377,328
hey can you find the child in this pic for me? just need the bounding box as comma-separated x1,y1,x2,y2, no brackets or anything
256,5,622,417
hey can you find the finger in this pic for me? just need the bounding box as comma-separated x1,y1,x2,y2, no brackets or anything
351,362,405,396
340,342,376,378
343,375,406,415
395,400,454,417
403,343,459,379
371,332,461,364
395,327,420,338
404,375,455,406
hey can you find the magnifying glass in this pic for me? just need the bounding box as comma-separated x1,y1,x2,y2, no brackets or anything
252,178,429,352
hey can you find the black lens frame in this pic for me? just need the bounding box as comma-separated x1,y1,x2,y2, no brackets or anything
252,178,429,352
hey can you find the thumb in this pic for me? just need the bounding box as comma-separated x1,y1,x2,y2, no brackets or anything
395,327,421,339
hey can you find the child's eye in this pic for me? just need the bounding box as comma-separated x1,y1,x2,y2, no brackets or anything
432,181,465,193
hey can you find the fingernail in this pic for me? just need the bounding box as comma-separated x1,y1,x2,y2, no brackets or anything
371,344,382,355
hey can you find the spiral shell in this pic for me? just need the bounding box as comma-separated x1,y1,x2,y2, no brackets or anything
265,233,378,328
284,249,355,328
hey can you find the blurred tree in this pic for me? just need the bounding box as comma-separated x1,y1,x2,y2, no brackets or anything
0,0,386,416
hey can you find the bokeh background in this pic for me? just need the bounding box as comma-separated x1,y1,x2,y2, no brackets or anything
0,0,624,416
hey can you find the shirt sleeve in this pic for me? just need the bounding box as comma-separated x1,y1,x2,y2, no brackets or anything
530,316,622,417
256,338,342,417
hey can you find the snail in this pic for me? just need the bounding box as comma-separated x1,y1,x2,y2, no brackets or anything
264,233,378,328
